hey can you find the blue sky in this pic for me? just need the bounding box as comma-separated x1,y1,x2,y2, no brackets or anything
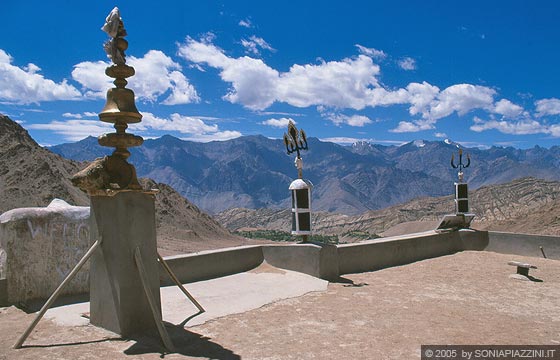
1,1,560,148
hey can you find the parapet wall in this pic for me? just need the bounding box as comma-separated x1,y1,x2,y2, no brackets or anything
162,230,489,284
337,229,488,275
486,231,559,260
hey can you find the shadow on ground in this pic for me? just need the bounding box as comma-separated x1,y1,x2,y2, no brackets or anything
332,276,369,287
125,322,240,359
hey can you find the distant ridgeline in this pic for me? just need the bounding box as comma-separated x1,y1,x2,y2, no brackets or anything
50,134,560,215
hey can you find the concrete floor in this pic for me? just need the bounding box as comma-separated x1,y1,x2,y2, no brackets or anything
1,251,558,360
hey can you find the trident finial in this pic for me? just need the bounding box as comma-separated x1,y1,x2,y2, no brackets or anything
451,148,470,182
283,121,308,179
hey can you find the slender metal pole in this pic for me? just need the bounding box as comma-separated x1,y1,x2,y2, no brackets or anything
134,247,175,353
157,253,205,313
14,239,101,349
540,246,547,259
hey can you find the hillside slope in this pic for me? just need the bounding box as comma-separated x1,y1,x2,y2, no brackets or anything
0,115,250,254
216,177,560,239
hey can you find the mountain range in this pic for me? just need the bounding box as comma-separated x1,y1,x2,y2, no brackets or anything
51,134,560,215
0,115,252,255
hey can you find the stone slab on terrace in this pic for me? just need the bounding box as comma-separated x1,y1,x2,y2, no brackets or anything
0,251,558,359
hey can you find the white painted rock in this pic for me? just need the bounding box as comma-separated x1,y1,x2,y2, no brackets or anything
0,199,90,303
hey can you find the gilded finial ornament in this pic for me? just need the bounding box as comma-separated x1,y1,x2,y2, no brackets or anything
72,7,144,192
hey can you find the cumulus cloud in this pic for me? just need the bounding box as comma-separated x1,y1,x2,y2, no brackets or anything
0,49,81,104
434,132,447,138
239,19,253,28
398,57,417,70
72,50,200,105
62,112,82,118
428,84,496,120
535,98,560,117
323,112,373,127
28,112,240,142
27,120,112,141
406,82,440,116
493,99,524,118
470,116,555,135
261,117,295,128
241,36,275,56
178,37,386,110
355,44,387,60
138,112,241,141
177,36,560,136
390,119,435,133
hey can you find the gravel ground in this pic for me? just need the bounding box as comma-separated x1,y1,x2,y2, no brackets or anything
1,251,558,359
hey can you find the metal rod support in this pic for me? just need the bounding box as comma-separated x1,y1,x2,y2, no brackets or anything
540,246,547,259
14,239,101,349
157,253,205,313
134,248,175,353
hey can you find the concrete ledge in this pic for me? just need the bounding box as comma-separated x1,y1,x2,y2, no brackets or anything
262,243,339,281
160,245,264,285
337,230,487,275
486,231,559,260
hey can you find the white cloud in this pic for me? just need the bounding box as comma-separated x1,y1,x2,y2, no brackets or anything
27,112,240,142
137,112,241,141
406,82,440,116
27,120,113,141
390,119,435,133
0,49,81,104
321,137,370,144
261,117,295,128
239,19,253,28
72,50,200,105
355,44,387,60
470,116,550,135
181,130,242,142
71,60,110,98
138,112,218,134
62,112,82,118
178,38,385,110
535,98,560,116
329,114,373,127
398,57,417,71
241,36,275,56
321,137,406,145
434,132,447,138
83,112,98,117
177,37,552,134
493,99,524,118
428,84,496,120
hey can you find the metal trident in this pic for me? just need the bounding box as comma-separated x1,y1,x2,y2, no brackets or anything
283,121,308,158
451,148,470,181
283,120,308,179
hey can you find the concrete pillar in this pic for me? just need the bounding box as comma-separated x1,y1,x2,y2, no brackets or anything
89,191,160,336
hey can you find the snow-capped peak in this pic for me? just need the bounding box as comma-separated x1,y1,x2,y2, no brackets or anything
413,139,425,148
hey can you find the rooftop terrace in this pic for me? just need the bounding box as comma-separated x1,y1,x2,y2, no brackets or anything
1,250,558,359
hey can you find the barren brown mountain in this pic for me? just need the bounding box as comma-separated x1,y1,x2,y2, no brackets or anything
216,177,560,240
0,114,262,254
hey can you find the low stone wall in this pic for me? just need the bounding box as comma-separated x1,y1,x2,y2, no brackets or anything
160,245,264,285
0,199,90,303
337,229,489,275
163,231,489,284
486,231,559,260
